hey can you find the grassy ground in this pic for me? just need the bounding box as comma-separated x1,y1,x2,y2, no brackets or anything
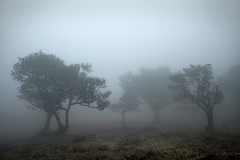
1,125,240,160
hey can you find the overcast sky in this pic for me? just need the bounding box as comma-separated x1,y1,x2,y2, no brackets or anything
0,0,240,118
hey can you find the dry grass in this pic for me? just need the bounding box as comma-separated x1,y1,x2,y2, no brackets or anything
1,126,240,160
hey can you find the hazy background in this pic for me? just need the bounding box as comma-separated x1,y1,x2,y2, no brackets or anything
0,0,240,137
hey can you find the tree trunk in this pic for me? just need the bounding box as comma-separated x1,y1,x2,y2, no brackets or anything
45,112,53,131
37,112,52,136
53,111,67,135
65,109,70,130
53,112,64,129
121,113,126,128
205,110,214,133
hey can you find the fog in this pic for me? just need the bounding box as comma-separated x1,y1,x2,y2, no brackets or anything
0,0,240,138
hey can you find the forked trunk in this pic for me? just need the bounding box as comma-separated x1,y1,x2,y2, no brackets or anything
53,108,71,135
53,112,64,129
37,112,53,136
53,111,68,135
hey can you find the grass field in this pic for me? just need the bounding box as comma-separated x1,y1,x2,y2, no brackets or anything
1,125,240,160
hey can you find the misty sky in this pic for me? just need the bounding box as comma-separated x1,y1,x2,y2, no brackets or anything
0,0,240,122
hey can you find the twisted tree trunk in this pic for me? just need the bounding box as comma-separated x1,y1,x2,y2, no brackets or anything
53,111,68,135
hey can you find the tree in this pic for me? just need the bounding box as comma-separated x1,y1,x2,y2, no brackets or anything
109,93,138,127
11,51,66,134
169,64,224,133
11,51,111,135
56,63,111,135
119,71,139,95
108,72,139,127
137,67,173,124
222,64,240,121
222,64,240,104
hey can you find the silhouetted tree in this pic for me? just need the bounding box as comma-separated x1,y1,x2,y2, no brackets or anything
137,67,173,124
169,64,224,133
11,51,111,135
11,51,66,134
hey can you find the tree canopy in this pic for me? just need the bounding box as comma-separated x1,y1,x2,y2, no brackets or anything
11,52,66,112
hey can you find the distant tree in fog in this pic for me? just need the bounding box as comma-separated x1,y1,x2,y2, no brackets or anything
169,64,224,133
222,63,240,120
108,72,139,127
222,64,240,103
11,51,111,136
137,67,174,124
119,71,139,96
109,93,138,127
